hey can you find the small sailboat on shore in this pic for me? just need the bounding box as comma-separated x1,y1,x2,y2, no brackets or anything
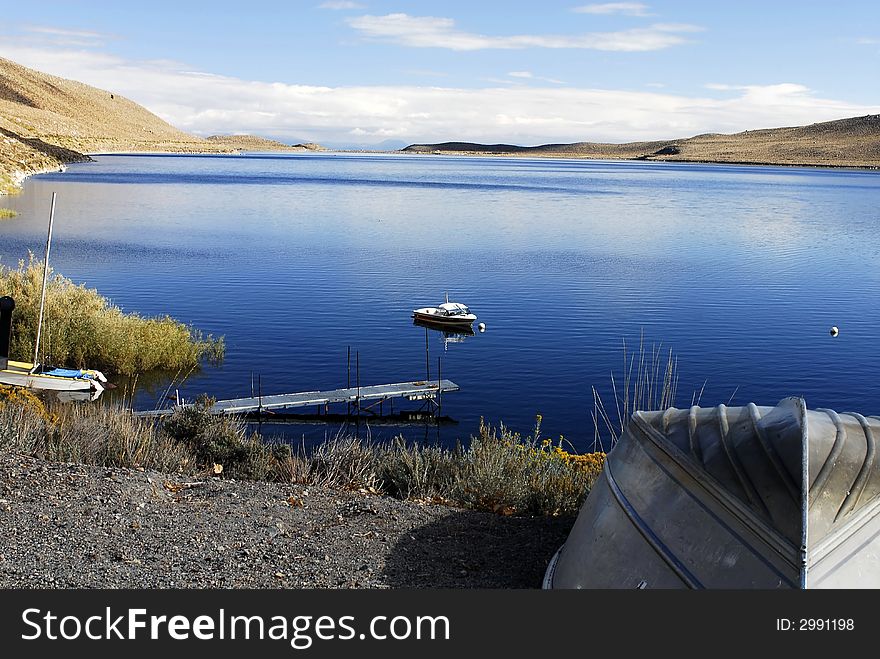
0,193,107,399
0,356,107,397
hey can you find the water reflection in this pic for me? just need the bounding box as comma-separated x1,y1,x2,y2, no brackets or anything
54,389,104,403
413,317,476,351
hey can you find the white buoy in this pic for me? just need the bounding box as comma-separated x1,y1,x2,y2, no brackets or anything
830,326,839,337
478,322,486,332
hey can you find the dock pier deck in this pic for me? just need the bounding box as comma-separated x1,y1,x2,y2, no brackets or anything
134,379,459,418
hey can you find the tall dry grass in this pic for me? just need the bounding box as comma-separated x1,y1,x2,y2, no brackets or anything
0,255,224,374
0,386,193,472
592,334,679,447
0,390,604,517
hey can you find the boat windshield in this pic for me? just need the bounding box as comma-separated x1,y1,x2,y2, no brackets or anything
439,303,470,315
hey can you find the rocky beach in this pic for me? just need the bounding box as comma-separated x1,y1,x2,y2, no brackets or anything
0,452,571,589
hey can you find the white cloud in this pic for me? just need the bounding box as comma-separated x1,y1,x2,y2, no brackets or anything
346,13,702,51
22,25,107,39
706,82,812,100
508,71,565,84
856,37,880,45
2,45,878,147
572,3,651,16
403,69,450,78
5,24,113,48
318,1,365,9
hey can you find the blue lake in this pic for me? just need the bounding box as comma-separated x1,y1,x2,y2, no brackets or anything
2,153,879,450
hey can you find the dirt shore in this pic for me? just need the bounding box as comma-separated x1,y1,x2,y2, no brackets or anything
0,452,572,589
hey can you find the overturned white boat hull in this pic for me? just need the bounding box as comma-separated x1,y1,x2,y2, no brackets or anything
545,398,880,589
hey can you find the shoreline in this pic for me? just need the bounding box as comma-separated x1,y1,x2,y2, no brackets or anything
393,149,880,171
1,160,81,197
85,147,880,172
5,146,876,199
1,145,325,196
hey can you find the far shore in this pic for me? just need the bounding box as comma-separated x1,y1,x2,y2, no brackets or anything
0,149,880,196
386,149,880,171
4,145,878,198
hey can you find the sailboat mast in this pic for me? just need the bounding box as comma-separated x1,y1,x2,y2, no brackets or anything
32,192,56,370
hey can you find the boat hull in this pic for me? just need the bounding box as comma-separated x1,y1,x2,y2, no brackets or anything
548,423,800,589
411,311,476,326
546,398,880,589
0,360,105,394
412,317,476,334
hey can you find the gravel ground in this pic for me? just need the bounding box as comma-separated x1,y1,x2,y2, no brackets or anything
0,453,572,588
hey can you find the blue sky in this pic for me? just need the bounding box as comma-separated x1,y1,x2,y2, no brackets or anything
1,1,878,147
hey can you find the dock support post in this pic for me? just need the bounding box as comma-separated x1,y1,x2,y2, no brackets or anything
347,346,351,416
437,357,442,418
257,374,263,433
425,326,430,381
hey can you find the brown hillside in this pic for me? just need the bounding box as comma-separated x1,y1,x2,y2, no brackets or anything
404,115,880,168
0,56,219,153
0,57,233,193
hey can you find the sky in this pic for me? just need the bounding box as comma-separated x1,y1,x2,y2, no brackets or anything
1,1,879,148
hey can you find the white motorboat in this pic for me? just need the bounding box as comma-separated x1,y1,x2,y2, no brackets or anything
412,294,476,327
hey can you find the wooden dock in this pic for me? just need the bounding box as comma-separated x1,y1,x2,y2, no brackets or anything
134,379,459,418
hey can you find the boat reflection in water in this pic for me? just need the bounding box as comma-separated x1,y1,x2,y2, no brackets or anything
413,317,475,350
54,389,105,403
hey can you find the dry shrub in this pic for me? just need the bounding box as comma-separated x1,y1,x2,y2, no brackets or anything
298,417,604,516
161,400,270,481
307,433,382,491
450,418,603,516
376,438,458,501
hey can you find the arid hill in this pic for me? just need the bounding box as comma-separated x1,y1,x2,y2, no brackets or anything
0,58,315,195
403,115,880,168
0,56,234,193
206,134,327,152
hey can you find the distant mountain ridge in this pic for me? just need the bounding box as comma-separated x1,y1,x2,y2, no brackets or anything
403,115,880,168
206,135,327,152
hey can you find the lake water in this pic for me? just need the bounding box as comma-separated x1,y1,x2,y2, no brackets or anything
2,153,879,451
